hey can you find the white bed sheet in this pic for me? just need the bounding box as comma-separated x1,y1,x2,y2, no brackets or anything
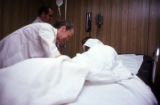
118,54,143,75
0,46,156,105
67,54,155,105
67,76,157,105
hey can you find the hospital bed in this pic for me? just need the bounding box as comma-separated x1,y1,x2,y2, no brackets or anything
0,46,159,105
67,47,159,105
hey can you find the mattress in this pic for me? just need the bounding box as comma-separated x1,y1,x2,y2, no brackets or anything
67,76,157,105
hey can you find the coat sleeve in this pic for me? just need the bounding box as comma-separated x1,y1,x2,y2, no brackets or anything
38,25,60,58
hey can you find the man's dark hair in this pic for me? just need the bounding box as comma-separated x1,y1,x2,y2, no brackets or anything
54,21,74,30
82,36,92,45
38,6,53,16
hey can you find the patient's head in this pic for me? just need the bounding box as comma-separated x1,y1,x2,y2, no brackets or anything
82,36,92,52
73,44,118,72
82,37,103,52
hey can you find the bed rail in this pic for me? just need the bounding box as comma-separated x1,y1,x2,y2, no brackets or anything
152,47,160,83
152,47,160,103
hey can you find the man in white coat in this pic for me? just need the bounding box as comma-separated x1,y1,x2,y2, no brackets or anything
33,6,54,23
0,21,74,68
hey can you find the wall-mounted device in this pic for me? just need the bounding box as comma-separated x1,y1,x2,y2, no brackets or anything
56,0,63,16
85,12,92,32
96,13,103,28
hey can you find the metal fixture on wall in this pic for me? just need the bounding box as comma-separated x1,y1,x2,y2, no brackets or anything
96,13,103,28
85,12,92,32
65,0,67,20
56,0,67,20
56,0,63,16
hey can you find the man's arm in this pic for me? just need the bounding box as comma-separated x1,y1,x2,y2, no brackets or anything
39,24,60,58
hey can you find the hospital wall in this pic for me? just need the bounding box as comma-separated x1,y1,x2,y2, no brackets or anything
0,0,40,39
0,0,159,57
64,0,160,57
0,0,62,39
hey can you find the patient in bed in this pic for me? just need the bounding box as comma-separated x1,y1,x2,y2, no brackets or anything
0,40,157,105
0,37,150,105
72,37,133,83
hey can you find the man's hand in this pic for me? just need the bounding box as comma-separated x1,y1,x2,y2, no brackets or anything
56,54,62,58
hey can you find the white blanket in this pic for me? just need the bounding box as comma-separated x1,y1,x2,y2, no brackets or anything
0,56,89,105
0,45,135,105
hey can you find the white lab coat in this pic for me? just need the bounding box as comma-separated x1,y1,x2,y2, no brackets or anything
0,23,60,68
33,17,44,23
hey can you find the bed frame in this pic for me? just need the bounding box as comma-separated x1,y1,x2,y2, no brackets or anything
152,47,160,103
137,47,160,102
137,54,153,87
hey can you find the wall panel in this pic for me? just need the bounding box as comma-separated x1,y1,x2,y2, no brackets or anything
127,0,149,54
100,0,112,45
0,0,42,39
110,0,123,52
65,0,159,57
148,0,160,56
121,0,129,53
0,0,2,39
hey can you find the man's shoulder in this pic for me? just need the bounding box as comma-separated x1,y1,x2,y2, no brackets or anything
32,22,51,26
33,17,43,23
26,22,53,29
35,23,53,28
